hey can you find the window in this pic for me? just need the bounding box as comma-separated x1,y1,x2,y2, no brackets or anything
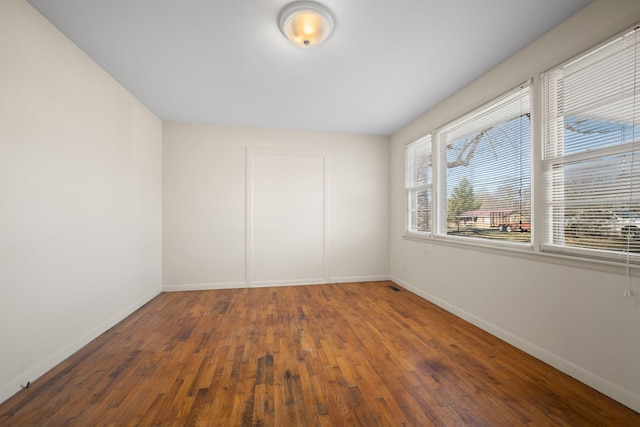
406,136,431,233
436,82,532,245
402,23,640,271
542,25,640,260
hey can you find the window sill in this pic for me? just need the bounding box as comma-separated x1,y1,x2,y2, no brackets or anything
402,232,640,278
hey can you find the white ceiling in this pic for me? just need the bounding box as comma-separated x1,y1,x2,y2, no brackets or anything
27,0,592,136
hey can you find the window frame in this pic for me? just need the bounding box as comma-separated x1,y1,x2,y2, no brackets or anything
405,135,432,236
433,81,533,249
540,25,640,264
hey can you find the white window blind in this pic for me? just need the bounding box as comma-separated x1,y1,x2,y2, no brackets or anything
542,24,640,261
436,82,532,244
406,136,431,233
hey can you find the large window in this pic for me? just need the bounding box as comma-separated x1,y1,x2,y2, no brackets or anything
542,25,640,260
406,136,431,233
403,23,640,269
436,82,532,245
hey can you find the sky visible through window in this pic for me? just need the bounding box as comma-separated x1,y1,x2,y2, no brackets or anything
564,116,640,154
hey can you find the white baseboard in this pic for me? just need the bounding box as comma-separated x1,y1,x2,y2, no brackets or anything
163,276,392,292
162,281,247,292
0,286,161,405
390,276,640,414
329,275,391,283
249,278,326,288
253,276,392,287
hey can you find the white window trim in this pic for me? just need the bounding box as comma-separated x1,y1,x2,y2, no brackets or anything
433,81,533,248
405,135,432,236
403,230,640,277
540,23,640,266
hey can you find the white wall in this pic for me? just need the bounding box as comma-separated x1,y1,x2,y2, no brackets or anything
0,0,162,404
163,122,389,290
390,0,640,413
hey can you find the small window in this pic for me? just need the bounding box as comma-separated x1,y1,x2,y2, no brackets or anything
406,136,432,234
436,82,532,245
542,25,640,260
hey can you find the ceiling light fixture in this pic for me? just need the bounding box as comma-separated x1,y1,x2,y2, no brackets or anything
278,1,335,48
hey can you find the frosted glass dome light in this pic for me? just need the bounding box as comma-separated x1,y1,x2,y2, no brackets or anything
278,1,335,48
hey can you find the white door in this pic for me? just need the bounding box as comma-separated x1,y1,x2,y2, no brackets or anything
247,148,330,286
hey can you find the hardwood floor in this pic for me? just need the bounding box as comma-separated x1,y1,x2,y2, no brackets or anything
1,281,638,426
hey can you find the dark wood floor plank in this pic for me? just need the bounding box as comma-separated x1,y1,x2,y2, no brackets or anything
1,281,639,426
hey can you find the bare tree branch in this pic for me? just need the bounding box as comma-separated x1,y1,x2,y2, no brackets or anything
565,118,612,134
447,128,492,168
446,113,531,169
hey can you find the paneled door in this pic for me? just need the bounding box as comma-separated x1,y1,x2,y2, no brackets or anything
246,148,330,286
